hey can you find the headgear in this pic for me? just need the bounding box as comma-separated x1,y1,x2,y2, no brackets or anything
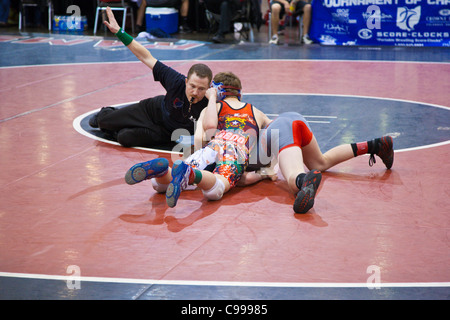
211,81,241,101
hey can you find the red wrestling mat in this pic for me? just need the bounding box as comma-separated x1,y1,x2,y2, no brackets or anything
0,60,448,286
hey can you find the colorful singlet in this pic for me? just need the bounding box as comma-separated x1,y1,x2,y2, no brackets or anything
213,101,259,161
206,100,259,187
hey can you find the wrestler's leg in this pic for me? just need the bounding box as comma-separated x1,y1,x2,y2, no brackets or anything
151,167,172,193
301,136,354,172
301,135,393,171
278,146,322,214
152,166,221,194
196,171,230,193
199,173,230,201
278,146,306,193
166,160,232,207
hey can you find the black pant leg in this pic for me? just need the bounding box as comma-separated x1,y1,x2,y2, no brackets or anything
116,127,171,148
114,96,172,148
96,102,149,132
95,96,173,148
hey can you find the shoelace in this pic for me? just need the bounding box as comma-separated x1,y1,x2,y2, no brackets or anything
369,153,376,167
180,163,193,190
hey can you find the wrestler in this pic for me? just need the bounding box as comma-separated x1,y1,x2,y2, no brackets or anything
124,72,272,207
254,111,394,213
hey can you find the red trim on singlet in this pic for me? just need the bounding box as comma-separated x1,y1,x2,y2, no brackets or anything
279,119,313,152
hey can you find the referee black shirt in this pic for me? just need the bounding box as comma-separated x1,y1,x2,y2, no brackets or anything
153,60,209,134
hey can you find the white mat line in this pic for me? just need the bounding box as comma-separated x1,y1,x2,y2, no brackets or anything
1,272,449,288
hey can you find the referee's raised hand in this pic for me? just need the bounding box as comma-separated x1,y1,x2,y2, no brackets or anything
103,7,120,34
103,5,156,69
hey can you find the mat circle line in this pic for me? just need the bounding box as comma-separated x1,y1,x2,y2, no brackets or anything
73,93,450,154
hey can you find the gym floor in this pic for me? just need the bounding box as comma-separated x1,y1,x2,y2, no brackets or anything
0,17,449,302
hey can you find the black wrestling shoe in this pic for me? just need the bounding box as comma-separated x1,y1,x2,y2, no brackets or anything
369,136,394,169
293,170,322,214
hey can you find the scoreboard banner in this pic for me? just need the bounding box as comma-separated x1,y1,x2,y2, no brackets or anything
309,0,450,46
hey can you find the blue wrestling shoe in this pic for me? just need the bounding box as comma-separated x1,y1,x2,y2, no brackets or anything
125,158,169,185
166,160,192,208
293,170,322,214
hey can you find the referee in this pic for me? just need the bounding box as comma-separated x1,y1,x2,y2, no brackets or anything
89,7,213,148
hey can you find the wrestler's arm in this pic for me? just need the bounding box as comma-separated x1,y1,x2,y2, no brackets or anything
103,7,157,70
202,88,220,135
194,88,220,150
237,108,277,186
238,165,278,186
254,108,273,129
193,108,207,151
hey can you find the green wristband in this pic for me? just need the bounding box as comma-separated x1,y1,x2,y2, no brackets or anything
193,169,202,184
115,28,133,46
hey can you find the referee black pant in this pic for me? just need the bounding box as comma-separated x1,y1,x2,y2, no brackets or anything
96,95,172,148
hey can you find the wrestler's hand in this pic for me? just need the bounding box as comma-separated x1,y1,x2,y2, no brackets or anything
205,87,217,101
103,7,120,34
257,166,278,181
237,168,278,187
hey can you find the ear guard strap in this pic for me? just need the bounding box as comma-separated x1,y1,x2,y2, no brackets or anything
212,81,241,101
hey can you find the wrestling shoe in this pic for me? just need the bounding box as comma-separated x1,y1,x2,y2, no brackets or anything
125,158,169,185
369,136,394,169
293,170,322,214
166,160,192,208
